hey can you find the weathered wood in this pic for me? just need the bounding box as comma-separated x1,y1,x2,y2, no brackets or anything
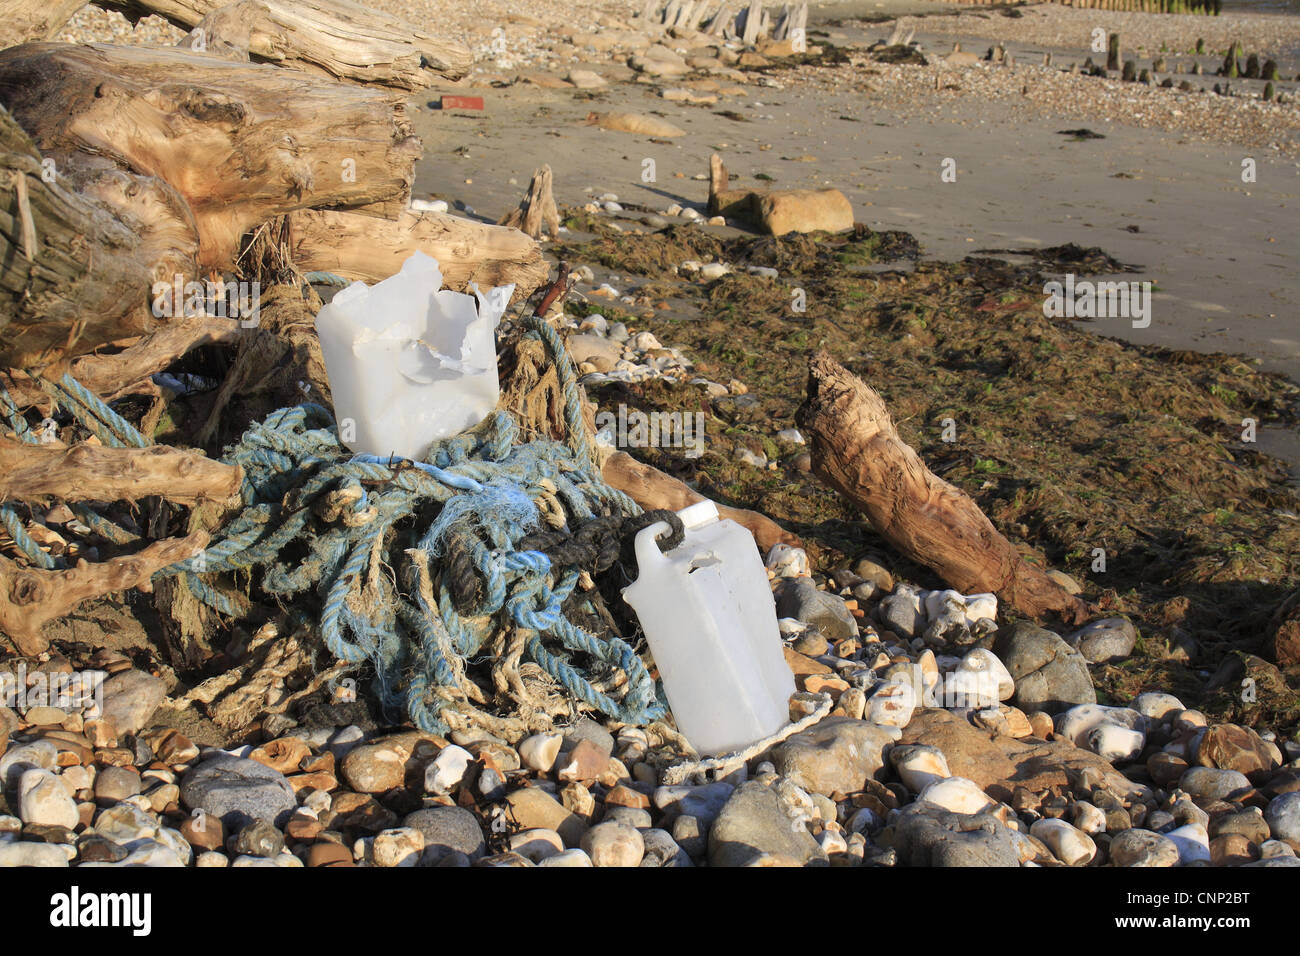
0,0,89,49
288,208,550,301
498,164,560,241
0,531,207,656
0,42,422,271
796,351,1091,624
2,316,241,410
172,0,472,89
602,450,800,554
0,437,244,505
0,106,162,371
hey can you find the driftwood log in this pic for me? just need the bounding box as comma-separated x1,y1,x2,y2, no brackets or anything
602,451,800,554
0,531,208,656
796,352,1090,624
0,106,168,371
173,0,473,89
0,43,421,271
0,0,471,90
0,0,89,49
288,208,549,298
0,437,243,505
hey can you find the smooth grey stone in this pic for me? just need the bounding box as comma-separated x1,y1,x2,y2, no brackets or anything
1067,618,1137,663
994,622,1095,714
640,828,693,867
1178,766,1252,804
180,755,296,829
708,780,827,867
403,806,485,862
1266,791,1300,843
880,803,1021,867
776,578,857,643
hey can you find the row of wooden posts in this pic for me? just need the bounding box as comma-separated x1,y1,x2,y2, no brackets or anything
935,0,1220,13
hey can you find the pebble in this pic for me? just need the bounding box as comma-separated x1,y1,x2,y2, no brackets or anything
231,820,284,858
180,754,297,829
562,718,614,758
640,828,692,867
879,585,923,639
885,803,1021,866
1067,617,1137,663
425,745,472,793
0,841,70,866
918,777,996,815
769,717,899,796
340,742,407,793
98,669,166,736
1266,792,1300,843
0,741,59,789
1133,692,1185,722
766,543,810,579
1030,817,1097,865
537,848,593,867
776,578,857,643
372,827,425,867
195,851,229,867
1196,723,1276,776
709,779,827,868
1109,828,1181,867
1179,766,1252,804
581,821,644,867
18,769,79,828
404,806,485,863
503,788,587,847
1166,822,1212,864
993,622,1095,715
94,766,142,803
890,744,951,793
866,680,917,728
510,827,565,862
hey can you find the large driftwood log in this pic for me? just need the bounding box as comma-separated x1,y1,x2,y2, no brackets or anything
0,0,89,49
0,43,422,271
0,437,244,505
173,0,473,89
0,106,164,371
796,352,1091,624
602,451,800,554
0,531,207,656
288,209,550,301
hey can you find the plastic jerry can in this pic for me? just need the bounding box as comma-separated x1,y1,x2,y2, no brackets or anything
314,252,514,461
622,500,795,756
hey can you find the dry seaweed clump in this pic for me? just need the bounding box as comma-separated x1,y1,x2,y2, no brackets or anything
562,224,1300,728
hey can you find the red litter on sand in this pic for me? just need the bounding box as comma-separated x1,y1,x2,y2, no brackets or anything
440,95,484,111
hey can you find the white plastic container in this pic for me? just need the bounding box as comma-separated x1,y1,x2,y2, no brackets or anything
314,252,514,460
622,500,795,756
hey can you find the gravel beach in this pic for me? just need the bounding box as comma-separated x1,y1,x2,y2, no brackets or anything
2,0,1296,873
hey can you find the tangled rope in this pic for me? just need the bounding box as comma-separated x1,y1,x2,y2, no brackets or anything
142,314,674,733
